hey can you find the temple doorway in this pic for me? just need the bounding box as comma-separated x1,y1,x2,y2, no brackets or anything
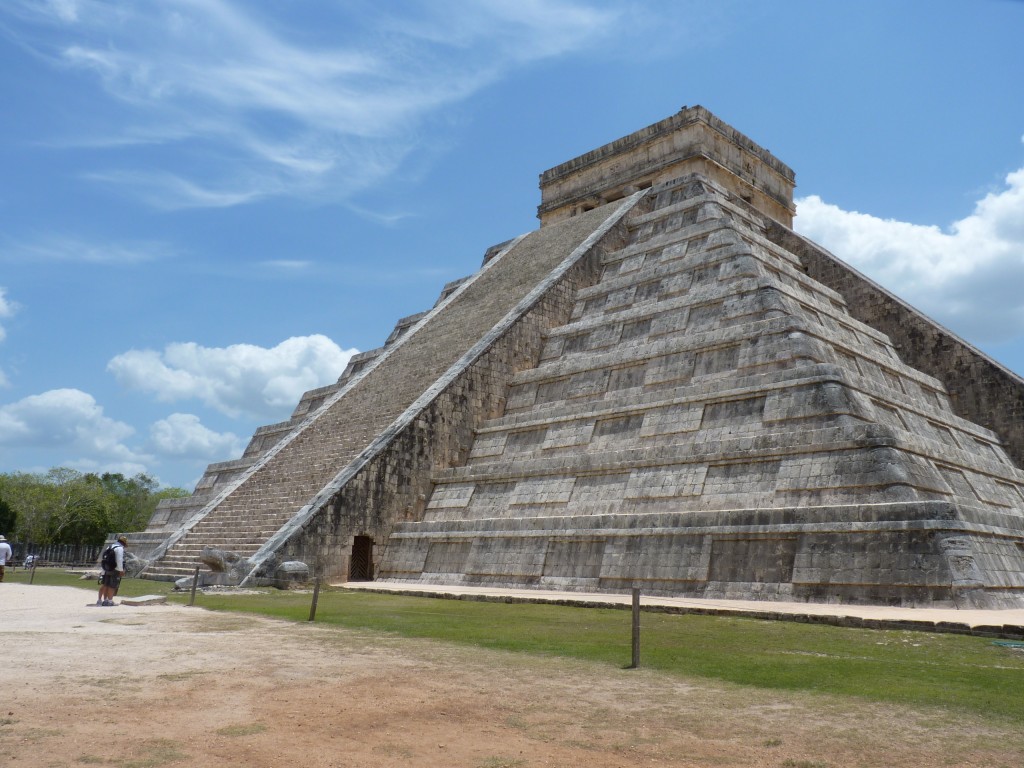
349,535,374,581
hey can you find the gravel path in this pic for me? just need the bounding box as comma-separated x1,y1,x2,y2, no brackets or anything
3,582,1024,768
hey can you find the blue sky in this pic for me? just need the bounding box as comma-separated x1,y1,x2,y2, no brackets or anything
1,0,1022,491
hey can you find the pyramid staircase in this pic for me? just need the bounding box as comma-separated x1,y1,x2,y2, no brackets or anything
139,200,636,582
379,173,1024,606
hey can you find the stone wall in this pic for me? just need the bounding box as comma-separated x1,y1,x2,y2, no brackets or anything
539,106,795,227
768,222,1024,470
378,173,1024,608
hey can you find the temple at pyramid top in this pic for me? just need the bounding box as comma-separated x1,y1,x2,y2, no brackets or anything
538,105,796,227
132,106,1024,610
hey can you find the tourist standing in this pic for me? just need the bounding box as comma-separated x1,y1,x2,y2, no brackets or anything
97,535,128,606
0,535,11,582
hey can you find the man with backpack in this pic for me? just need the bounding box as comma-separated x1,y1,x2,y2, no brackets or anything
96,535,128,606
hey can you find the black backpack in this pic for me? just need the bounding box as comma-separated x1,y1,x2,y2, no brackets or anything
101,544,119,572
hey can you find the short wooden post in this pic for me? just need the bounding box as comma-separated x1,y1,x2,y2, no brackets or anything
629,587,641,669
188,566,200,606
308,578,322,622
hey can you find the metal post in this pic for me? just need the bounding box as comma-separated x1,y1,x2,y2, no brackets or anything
188,566,200,606
629,587,641,669
308,578,322,622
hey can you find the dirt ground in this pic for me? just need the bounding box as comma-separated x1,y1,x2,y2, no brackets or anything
2,584,1023,768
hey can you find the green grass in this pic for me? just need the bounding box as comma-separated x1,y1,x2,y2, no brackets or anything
116,738,187,768
215,723,267,737
477,758,527,768
14,569,1024,723
4,567,181,598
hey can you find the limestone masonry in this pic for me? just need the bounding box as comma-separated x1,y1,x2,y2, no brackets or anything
136,106,1024,608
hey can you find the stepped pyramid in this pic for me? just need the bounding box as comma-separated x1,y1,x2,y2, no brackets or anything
138,106,1024,608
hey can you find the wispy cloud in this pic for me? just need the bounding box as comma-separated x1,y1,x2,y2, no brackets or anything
0,287,17,386
82,170,269,210
260,260,313,272
4,0,619,209
795,165,1024,344
386,0,618,62
107,334,357,419
0,233,170,264
344,203,417,227
46,0,79,23
0,287,17,344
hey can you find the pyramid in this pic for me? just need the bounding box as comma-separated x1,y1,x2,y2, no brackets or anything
138,107,1024,608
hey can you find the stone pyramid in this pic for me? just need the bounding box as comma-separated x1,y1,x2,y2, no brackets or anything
138,106,1024,608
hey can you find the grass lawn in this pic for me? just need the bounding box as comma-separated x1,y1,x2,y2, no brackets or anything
10,567,1024,724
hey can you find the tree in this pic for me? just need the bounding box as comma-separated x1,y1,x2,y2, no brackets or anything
0,468,190,545
0,468,102,544
0,496,15,537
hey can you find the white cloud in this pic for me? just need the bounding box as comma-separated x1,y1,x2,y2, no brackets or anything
107,334,357,419
0,390,245,482
149,413,242,459
794,165,1024,343
0,388,141,462
5,0,619,208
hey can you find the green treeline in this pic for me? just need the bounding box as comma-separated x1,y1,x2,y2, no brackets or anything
0,468,189,545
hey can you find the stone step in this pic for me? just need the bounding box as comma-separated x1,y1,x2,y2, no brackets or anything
576,239,752,305
162,547,262,559
608,215,723,265
502,323,810,418
186,525,285,537
160,551,257,561
165,543,263,556
168,531,271,541
628,189,713,225
440,422,886,484
475,364,839,436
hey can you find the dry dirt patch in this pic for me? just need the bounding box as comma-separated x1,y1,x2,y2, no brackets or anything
1,585,1022,768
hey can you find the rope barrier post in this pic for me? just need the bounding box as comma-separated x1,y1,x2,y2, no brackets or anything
629,587,641,669
308,577,322,622
188,566,200,606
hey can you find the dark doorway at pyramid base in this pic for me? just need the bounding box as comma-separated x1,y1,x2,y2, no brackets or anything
349,535,374,582
378,502,1024,609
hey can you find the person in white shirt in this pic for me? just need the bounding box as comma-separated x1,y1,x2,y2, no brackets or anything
96,535,128,606
0,535,13,582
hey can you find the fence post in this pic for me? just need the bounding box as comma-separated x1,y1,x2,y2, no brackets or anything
629,587,641,669
188,566,200,606
308,578,322,622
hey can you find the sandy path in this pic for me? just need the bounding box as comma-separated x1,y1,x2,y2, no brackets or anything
1,584,1022,768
